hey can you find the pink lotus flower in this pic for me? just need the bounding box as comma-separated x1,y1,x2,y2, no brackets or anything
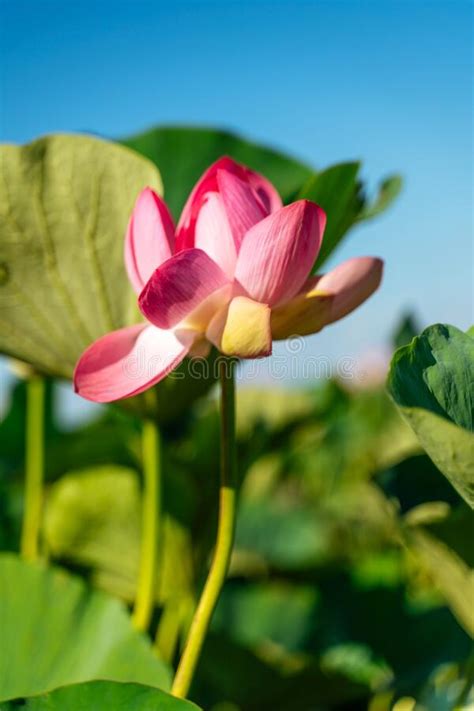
74,157,383,402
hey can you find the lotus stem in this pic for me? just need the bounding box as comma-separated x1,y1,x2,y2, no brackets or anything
172,357,237,698
20,374,45,560
132,415,162,631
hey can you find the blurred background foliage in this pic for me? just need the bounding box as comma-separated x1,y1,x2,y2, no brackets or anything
1,313,472,709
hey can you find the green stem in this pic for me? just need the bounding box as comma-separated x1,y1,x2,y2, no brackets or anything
132,416,162,631
20,374,45,560
172,358,237,698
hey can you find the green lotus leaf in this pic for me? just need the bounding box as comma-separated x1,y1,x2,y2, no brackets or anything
1,680,200,710
120,125,312,218
0,553,171,702
388,324,474,507
0,134,161,378
297,163,402,269
404,505,474,637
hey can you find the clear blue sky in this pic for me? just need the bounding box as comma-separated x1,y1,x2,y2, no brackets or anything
0,0,472,410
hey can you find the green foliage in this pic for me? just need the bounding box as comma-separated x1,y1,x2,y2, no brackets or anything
0,554,171,702
403,504,474,636
358,174,403,221
43,465,194,605
389,324,473,430
120,125,313,218
375,454,461,514
388,324,474,507
121,126,402,272
1,366,471,709
193,633,371,711
0,135,160,378
297,164,402,269
1,680,200,710
213,581,319,652
391,311,421,350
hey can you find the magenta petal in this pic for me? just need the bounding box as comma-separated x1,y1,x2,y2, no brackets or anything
125,188,175,294
74,324,194,403
176,157,242,251
235,200,326,307
176,156,282,251
194,192,237,278
244,167,283,214
139,248,230,330
317,257,384,322
217,169,267,248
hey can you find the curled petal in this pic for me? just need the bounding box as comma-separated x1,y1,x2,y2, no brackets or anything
139,248,230,330
207,296,272,358
74,324,194,403
125,188,175,294
316,257,384,323
235,200,326,307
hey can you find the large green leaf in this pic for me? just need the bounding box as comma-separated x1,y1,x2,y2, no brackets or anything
375,454,461,514
404,504,474,637
388,324,474,507
120,125,312,218
389,324,473,430
298,165,402,269
1,680,200,710
0,134,161,378
0,554,171,701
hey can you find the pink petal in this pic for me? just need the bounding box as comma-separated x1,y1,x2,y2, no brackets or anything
216,170,267,249
194,192,237,278
244,166,283,214
235,200,326,307
74,324,194,403
316,257,384,322
176,156,282,251
125,188,175,294
139,248,230,330
176,157,241,251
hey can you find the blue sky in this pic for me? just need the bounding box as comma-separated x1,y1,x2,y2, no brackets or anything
0,0,472,413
